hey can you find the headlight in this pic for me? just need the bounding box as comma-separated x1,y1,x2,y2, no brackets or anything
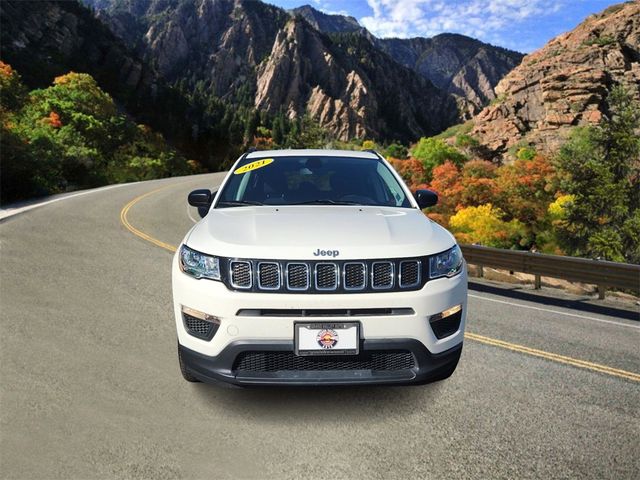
179,245,221,280
429,245,463,279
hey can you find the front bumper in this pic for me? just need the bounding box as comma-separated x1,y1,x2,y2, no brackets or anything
179,339,463,386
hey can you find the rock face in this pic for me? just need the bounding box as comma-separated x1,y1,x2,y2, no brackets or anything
469,2,640,159
291,5,362,34
291,5,523,116
83,0,458,141
0,0,153,93
255,18,457,140
378,34,523,116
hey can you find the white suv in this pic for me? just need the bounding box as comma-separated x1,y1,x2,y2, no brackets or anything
172,149,467,386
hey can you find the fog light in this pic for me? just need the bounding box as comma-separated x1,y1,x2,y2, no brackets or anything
429,304,462,323
429,304,462,339
181,306,220,323
181,306,220,340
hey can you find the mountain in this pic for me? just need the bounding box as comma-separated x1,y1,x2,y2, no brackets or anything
291,5,523,116
468,1,640,159
255,19,457,140
0,0,152,96
2,0,523,149
83,0,458,141
0,0,207,161
291,5,362,34
377,35,523,116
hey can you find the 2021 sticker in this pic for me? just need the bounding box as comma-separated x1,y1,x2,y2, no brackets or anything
233,158,274,174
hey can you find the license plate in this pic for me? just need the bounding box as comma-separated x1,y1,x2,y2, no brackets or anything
294,322,360,356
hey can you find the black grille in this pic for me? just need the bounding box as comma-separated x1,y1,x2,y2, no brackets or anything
287,263,309,290
236,308,415,317
372,262,393,289
230,261,251,288
223,256,432,293
343,263,366,290
258,263,280,289
183,313,218,340
399,261,420,287
315,263,338,290
234,351,415,372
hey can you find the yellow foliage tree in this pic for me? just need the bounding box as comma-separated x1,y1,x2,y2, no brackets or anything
361,139,378,151
449,204,524,248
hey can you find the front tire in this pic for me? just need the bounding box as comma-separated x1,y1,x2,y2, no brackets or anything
178,342,200,382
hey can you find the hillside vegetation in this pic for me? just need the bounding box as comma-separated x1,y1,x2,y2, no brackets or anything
0,63,196,202
386,85,639,263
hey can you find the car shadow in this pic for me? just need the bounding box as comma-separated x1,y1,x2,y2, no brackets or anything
193,381,446,422
469,280,639,321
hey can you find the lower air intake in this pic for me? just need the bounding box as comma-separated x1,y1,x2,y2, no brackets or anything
183,313,218,340
234,351,415,372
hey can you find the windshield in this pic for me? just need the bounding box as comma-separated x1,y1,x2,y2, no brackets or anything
216,155,412,208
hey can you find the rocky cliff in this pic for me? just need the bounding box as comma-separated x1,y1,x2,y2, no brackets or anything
291,5,523,116
291,5,362,34
378,34,523,116
255,18,457,140
469,1,640,159
84,0,458,141
0,0,153,95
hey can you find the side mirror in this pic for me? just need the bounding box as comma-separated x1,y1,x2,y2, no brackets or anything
414,189,438,209
188,189,215,218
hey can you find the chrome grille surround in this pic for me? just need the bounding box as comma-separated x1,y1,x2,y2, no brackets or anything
257,262,281,290
399,260,421,288
371,261,394,289
286,263,310,291
343,262,366,290
315,263,339,291
230,261,252,289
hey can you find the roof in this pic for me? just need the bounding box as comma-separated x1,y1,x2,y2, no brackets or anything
245,149,379,160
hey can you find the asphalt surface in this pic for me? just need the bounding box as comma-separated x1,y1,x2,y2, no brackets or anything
1,173,639,480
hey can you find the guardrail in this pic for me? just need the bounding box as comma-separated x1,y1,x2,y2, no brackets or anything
460,245,640,299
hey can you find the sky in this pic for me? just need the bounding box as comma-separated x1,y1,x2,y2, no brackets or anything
267,0,620,53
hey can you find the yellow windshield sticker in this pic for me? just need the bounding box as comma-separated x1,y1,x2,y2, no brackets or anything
234,158,274,174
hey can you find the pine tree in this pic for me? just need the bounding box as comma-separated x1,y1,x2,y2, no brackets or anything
555,86,640,262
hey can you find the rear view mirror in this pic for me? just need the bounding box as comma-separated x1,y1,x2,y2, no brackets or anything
414,189,438,209
188,189,215,218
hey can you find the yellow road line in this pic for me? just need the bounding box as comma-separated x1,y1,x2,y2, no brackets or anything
119,184,640,383
120,185,178,253
465,332,640,382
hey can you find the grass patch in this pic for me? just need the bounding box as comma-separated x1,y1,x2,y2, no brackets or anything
433,120,474,140
583,36,616,47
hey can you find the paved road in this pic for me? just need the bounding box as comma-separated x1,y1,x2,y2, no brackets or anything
1,173,639,479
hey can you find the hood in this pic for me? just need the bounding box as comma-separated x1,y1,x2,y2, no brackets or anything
185,206,456,260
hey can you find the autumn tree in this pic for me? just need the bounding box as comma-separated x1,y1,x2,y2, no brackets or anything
424,161,464,226
459,159,498,207
449,204,524,248
388,157,427,188
495,155,555,225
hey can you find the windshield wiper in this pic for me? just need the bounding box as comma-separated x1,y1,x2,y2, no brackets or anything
216,200,264,207
288,199,364,206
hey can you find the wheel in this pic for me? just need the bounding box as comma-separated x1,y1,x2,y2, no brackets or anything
178,342,200,382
